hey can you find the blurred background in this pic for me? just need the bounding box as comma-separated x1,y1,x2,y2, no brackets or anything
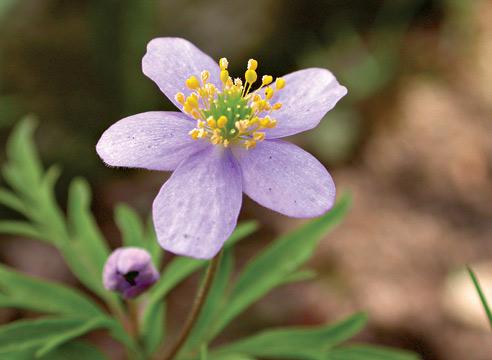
1,0,491,359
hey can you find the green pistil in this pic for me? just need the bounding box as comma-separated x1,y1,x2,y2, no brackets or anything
203,92,252,139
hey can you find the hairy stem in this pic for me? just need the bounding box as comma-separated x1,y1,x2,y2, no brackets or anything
158,252,222,360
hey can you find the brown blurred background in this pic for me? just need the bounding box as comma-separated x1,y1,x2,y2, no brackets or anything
1,0,491,359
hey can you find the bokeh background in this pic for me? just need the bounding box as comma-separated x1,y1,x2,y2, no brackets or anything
1,0,492,359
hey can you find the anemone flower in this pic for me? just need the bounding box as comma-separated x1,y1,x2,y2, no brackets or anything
97,37,347,259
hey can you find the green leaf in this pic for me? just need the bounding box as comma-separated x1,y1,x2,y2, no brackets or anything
327,345,420,360
0,188,29,216
0,220,47,241
1,340,109,360
210,355,255,360
4,116,42,194
146,216,164,267
144,221,258,322
212,195,351,336
0,263,104,316
0,317,110,356
115,203,145,247
64,178,115,304
200,344,208,360
214,313,367,360
467,266,492,329
67,178,110,270
36,317,109,357
141,300,166,356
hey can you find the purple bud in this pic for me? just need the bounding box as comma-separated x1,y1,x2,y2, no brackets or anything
103,247,159,299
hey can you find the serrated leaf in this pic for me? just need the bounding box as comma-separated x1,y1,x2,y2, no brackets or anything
0,317,110,356
0,264,103,316
212,195,351,337
327,344,420,360
141,300,166,356
468,266,492,329
213,313,367,360
115,203,145,247
144,221,258,322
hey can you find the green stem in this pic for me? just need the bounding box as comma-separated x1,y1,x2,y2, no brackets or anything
157,252,222,360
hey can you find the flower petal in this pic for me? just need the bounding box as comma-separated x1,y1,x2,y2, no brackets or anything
266,68,347,138
142,37,221,109
96,111,208,171
153,148,242,259
233,140,335,217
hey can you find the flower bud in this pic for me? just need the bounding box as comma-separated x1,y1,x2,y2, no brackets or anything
103,247,159,299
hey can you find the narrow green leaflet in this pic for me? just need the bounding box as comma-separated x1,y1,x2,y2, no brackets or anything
1,340,109,360
146,216,164,266
327,345,420,360
141,300,166,355
67,178,110,272
0,264,103,316
467,266,492,329
144,221,258,321
0,220,47,241
0,317,110,357
213,313,367,360
115,203,145,248
35,317,109,357
212,195,351,337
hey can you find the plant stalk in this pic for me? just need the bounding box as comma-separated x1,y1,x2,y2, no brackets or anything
157,251,222,360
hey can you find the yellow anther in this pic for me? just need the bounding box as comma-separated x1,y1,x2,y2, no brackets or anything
197,120,205,128
207,116,216,128
219,57,229,70
245,69,257,84
223,139,230,147
265,87,274,100
201,70,210,83
262,75,273,85
186,76,200,90
247,59,258,71
191,110,201,119
235,120,250,133
253,132,265,141
185,95,199,108
220,70,229,83
217,115,228,128
234,78,243,87
266,118,277,128
249,116,259,126
272,103,282,110
244,139,257,149
189,129,198,139
275,77,286,90
175,92,185,105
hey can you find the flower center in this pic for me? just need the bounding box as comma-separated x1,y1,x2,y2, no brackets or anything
123,271,139,286
175,58,286,149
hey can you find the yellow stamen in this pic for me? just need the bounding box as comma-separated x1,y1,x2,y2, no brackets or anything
275,77,286,90
219,57,229,70
175,92,185,105
186,76,200,90
262,75,273,85
245,69,257,84
201,70,210,83
247,59,258,71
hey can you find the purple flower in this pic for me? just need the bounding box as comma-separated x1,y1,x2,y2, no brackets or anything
97,37,347,259
103,247,159,299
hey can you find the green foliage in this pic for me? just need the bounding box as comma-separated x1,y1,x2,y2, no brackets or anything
0,117,421,360
0,317,109,358
212,196,351,337
213,313,367,360
468,266,492,330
